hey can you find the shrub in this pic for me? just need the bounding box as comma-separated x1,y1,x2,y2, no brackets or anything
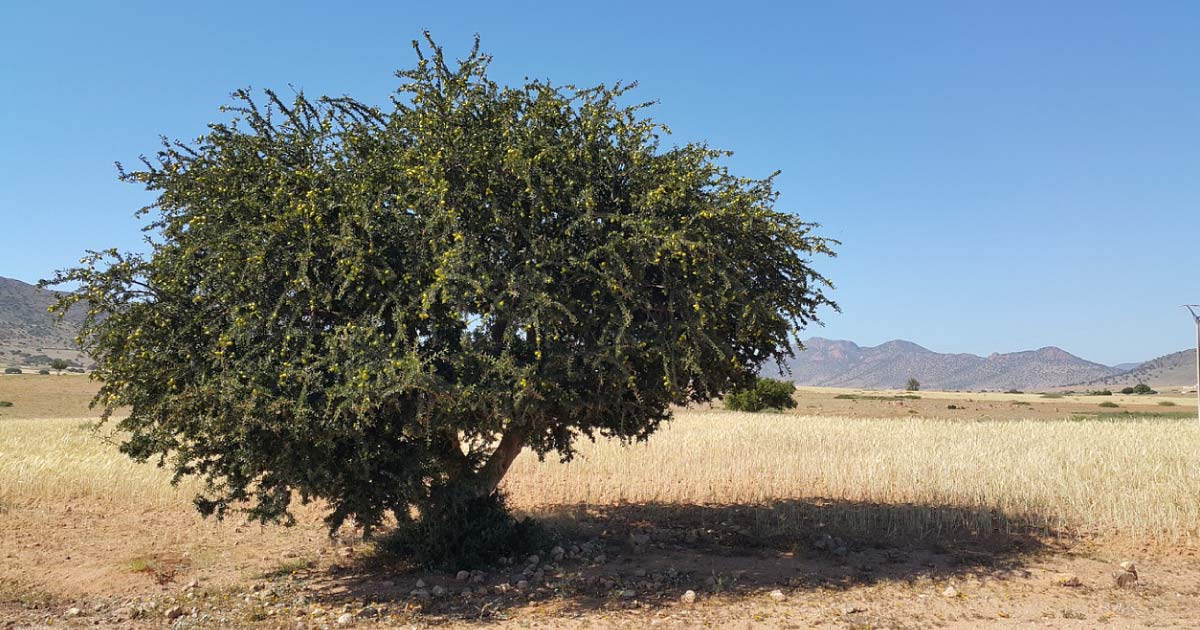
66,367,85,374
905,378,920,392
376,489,544,570
48,358,70,374
1120,387,1135,395
37,369,50,375
724,378,798,412
1159,401,1176,407
946,404,960,410
0,401,12,407
1005,389,1023,394
1098,401,1119,408
1087,390,1112,396
3,367,20,375
1133,383,1156,395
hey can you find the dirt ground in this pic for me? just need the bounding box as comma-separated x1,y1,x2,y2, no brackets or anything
2,376,1199,628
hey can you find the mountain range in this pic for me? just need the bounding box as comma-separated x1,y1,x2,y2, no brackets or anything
780,337,1192,391
1066,348,1197,389
0,276,89,368
1,274,1194,389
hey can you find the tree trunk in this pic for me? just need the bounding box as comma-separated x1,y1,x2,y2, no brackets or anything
469,425,527,497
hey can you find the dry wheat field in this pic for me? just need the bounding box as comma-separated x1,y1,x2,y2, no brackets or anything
3,375,1200,628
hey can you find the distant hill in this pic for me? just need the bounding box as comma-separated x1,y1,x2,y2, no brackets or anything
780,337,1124,391
1067,349,1196,390
0,276,89,369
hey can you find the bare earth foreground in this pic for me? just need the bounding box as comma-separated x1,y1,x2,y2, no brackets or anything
2,377,1200,628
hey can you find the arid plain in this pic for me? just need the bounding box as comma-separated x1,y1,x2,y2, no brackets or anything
3,375,1199,628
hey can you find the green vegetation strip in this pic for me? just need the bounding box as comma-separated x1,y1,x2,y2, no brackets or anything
834,394,921,401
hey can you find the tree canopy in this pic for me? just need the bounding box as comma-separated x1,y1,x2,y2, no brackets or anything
46,34,836,537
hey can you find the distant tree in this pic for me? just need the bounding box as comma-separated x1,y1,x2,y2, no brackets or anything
43,35,837,564
3,367,21,375
1132,383,1156,395
1120,387,1136,395
724,377,798,412
48,358,69,374
905,377,921,392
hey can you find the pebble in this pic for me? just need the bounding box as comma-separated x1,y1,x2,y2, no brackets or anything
942,585,959,598
456,570,470,581
680,590,697,604
336,612,353,625
768,589,787,602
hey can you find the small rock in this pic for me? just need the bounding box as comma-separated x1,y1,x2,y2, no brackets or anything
594,553,607,563
455,570,470,582
1052,573,1082,587
768,589,787,602
526,554,540,565
356,606,377,619
840,604,866,614
942,585,959,598
65,607,82,617
336,612,353,625
619,589,637,599
415,578,427,588
516,580,529,590
551,546,565,561
409,588,430,600
431,585,447,597
469,570,485,584
680,590,697,604
633,568,647,577
165,606,185,620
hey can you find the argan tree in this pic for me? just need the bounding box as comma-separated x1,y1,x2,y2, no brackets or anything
49,358,70,374
46,35,835,558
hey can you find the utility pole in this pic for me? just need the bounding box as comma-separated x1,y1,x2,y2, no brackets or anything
1186,305,1200,422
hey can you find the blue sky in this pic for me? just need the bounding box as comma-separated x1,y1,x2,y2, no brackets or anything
2,1,1197,365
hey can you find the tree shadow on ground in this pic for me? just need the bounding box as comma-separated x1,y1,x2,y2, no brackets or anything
301,498,1051,623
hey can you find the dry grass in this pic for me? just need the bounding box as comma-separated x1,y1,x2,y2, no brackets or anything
0,417,198,510
504,410,1200,543
3,379,1199,547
